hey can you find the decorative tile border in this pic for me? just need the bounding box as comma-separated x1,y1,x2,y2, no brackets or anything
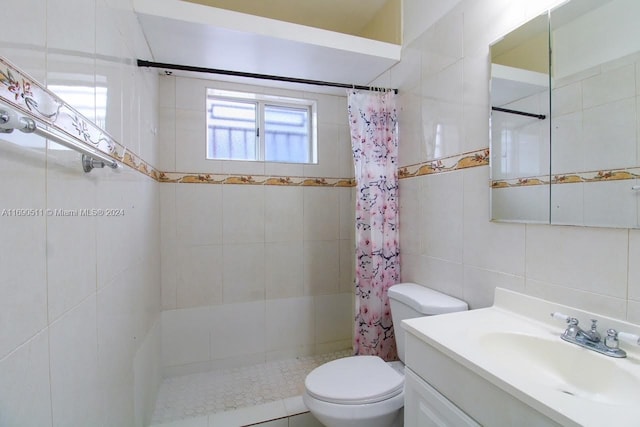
399,148,490,179
492,168,640,188
0,55,161,182
157,171,355,187
7,54,633,190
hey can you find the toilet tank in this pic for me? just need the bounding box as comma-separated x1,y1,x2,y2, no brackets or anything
388,283,468,362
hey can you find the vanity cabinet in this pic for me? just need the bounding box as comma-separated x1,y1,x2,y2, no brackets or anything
403,330,563,427
404,367,479,427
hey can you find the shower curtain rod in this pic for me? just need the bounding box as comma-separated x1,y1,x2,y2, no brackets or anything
491,106,546,120
137,60,398,94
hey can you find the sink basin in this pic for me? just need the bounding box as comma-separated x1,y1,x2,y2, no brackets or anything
402,288,640,427
478,331,640,405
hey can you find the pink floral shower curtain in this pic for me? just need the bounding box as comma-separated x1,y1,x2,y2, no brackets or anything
348,89,400,361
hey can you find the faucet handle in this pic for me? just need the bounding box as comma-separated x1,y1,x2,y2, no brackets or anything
617,331,640,346
605,329,619,349
605,329,640,349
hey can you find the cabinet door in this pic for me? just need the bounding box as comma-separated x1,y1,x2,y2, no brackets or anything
404,368,480,427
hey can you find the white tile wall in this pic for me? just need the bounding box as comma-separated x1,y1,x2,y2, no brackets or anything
158,77,354,373
0,1,161,426
397,0,640,322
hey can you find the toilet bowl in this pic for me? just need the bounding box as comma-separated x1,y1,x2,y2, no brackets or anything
303,283,468,427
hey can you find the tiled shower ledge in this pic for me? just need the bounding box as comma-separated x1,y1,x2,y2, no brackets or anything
151,350,351,427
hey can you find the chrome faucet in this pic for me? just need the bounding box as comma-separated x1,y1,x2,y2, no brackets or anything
550,312,636,358
563,318,601,342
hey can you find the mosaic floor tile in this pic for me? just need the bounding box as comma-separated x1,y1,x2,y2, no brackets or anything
151,350,351,424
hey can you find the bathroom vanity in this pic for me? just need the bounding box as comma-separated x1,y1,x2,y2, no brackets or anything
402,288,640,427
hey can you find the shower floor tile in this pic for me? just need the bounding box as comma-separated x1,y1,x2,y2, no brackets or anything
151,350,351,425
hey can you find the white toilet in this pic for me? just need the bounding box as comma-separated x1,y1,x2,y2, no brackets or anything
303,283,468,427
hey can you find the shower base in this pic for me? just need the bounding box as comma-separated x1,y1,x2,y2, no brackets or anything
151,349,351,426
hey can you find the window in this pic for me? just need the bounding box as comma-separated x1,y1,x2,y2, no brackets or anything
206,89,316,163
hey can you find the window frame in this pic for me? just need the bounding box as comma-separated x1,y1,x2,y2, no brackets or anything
205,88,317,164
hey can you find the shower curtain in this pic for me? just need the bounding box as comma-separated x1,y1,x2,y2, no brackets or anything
347,89,400,361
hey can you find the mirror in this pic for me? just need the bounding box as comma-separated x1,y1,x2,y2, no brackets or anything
490,13,550,224
490,0,640,228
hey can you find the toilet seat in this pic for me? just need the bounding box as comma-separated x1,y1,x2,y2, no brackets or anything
305,356,404,405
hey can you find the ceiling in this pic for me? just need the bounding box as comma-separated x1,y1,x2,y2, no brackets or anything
182,0,390,37
133,0,401,94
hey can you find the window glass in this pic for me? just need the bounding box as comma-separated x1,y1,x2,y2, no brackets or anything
207,98,257,160
206,89,315,164
264,104,310,163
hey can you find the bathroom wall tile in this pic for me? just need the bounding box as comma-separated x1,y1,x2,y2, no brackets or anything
583,180,638,228
161,307,211,368
176,183,223,246
491,185,550,223
49,297,101,427
525,225,628,298
47,0,96,53
338,239,355,294
265,297,314,354
265,241,304,299
315,293,353,344
138,71,160,168
628,230,640,301
416,256,465,301
161,184,178,309
338,187,354,240
551,111,584,174
133,317,161,427
0,135,47,360
525,279,627,319
397,86,423,167
0,331,52,427
265,186,303,242
627,300,640,324
159,75,177,109
399,177,421,255
177,244,223,309
550,183,585,226
175,76,207,111
463,166,527,276
583,97,636,170
265,161,304,177
303,187,339,241
46,170,97,322
314,94,346,126
222,243,266,303
303,240,340,296
222,160,266,176
96,275,136,426
210,301,266,361
419,169,463,262
303,123,340,178
0,0,45,47
420,10,463,77
96,58,125,143
174,109,213,173
223,185,265,244
582,63,635,109
337,128,354,178
420,96,464,161
463,266,525,309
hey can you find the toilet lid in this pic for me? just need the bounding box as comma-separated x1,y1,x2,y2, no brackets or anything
305,356,404,405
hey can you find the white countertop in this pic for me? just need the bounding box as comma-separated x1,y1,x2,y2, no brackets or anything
402,288,640,427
